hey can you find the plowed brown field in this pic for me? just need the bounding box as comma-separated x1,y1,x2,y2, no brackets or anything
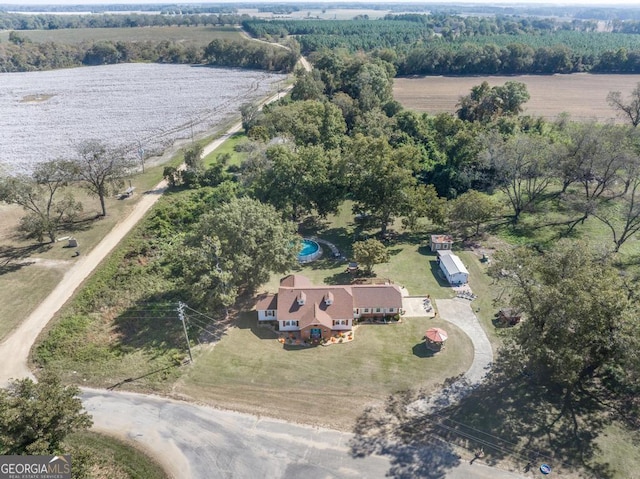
393,73,640,122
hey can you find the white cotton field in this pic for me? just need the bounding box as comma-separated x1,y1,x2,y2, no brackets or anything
0,63,284,173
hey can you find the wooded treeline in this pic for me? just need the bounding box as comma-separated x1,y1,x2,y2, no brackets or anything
0,12,246,30
0,34,298,72
243,15,640,75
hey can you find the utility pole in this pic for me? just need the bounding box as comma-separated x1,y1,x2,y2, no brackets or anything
178,301,193,364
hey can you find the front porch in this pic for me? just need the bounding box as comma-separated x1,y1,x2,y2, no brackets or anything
277,329,355,347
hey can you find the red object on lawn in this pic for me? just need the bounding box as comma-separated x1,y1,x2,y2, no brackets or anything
425,327,448,343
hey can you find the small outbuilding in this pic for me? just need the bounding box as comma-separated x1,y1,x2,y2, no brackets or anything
425,327,448,351
430,234,454,252
437,251,469,285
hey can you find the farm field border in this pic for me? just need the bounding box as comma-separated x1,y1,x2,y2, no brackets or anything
0,63,285,172
393,73,640,122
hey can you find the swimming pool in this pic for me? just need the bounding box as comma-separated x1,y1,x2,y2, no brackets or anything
298,239,322,263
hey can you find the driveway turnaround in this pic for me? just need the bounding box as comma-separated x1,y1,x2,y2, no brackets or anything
436,298,493,385
410,298,494,414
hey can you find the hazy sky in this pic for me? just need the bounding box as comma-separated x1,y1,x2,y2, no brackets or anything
8,0,640,6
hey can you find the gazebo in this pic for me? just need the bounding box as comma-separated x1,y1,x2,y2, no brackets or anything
425,327,448,351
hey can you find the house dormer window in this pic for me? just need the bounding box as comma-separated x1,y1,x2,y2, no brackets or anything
297,291,306,305
324,291,334,305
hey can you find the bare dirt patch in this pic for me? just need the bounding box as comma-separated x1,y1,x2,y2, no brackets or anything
393,73,640,122
20,93,55,103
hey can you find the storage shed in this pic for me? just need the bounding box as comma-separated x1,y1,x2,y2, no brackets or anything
430,234,454,252
437,251,469,285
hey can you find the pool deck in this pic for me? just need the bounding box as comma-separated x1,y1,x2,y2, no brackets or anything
308,236,344,260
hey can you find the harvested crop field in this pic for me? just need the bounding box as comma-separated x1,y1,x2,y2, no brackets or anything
393,73,640,122
0,63,284,172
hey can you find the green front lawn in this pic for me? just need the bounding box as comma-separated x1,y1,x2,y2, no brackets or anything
178,312,473,430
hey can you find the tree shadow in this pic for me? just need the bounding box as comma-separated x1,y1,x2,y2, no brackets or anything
350,358,621,479
323,269,355,285
236,311,278,340
0,244,50,275
412,342,436,358
111,291,190,355
65,214,98,234
349,391,462,479
396,230,427,246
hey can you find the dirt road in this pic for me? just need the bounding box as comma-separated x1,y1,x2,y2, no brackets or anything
0,81,293,388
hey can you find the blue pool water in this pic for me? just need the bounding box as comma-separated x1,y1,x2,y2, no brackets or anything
297,239,322,263
299,239,320,258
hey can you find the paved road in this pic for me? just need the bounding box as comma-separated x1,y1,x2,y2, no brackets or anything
84,388,524,479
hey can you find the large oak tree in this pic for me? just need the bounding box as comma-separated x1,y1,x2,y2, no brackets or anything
0,160,82,243
70,140,135,217
179,197,299,309
491,240,640,403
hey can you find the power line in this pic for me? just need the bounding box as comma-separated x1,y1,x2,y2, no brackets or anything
177,301,193,364
183,304,223,323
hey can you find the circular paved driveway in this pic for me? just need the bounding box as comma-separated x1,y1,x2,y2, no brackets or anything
435,298,493,385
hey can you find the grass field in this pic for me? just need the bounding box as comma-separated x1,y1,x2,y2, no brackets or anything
65,431,168,479
393,73,640,123
0,26,241,46
0,138,196,343
203,132,248,167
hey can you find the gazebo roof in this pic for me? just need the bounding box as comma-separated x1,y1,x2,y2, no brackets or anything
425,327,448,343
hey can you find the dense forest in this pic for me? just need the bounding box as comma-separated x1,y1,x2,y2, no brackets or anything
243,15,640,75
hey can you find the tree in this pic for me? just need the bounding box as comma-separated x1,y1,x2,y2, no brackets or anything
556,123,637,232
262,100,346,150
183,143,204,173
592,171,640,252
0,160,81,243
0,371,92,455
251,144,345,220
180,197,298,307
607,83,640,127
485,132,554,223
457,81,529,123
593,190,640,253
353,239,389,275
240,101,261,134
342,135,420,234
490,240,640,402
290,68,325,101
402,184,448,231
449,189,497,236
70,140,134,217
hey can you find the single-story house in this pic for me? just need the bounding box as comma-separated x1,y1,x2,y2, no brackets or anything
437,251,469,285
430,234,454,252
256,274,403,341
